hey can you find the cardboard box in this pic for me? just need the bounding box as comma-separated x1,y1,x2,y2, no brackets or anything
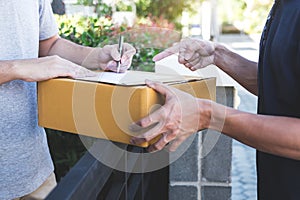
38,71,216,147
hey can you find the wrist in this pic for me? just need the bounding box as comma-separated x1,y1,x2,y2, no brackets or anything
81,47,102,69
10,60,19,78
197,99,213,130
213,43,227,69
11,60,27,81
197,99,226,133
0,60,18,84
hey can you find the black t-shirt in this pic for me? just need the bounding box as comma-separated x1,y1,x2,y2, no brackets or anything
257,0,300,199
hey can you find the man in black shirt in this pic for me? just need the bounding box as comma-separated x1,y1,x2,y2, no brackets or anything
130,0,300,199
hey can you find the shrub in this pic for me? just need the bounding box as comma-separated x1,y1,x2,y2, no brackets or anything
55,14,180,71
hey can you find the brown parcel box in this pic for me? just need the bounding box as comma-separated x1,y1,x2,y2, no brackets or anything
38,71,216,147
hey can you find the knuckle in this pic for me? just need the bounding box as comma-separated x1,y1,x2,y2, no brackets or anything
139,137,148,143
142,136,152,142
132,137,146,145
165,119,180,130
152,143,162,151
165,123,174,130
139,119,149,128
168,131,178,139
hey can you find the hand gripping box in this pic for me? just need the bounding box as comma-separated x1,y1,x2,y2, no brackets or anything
38,71,216,147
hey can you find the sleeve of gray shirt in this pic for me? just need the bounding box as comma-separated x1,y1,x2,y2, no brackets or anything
39,0,59,41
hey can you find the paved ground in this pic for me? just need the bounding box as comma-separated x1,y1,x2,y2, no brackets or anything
218,34,259,200
231,90,257,200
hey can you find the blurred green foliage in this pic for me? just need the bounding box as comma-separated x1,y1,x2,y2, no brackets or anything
137,0,199,22
76,0,113,17
135,0,199,29
219,0,273,34
115,1,134,12
56,14,180,71
76,0,93,6
57,15,114,47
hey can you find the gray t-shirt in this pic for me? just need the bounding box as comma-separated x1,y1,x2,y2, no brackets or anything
0,0,58,199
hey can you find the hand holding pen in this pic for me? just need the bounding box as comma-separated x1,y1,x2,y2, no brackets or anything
89,35,135,73
110,34,135,73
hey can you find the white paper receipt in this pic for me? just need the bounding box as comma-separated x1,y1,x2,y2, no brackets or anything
76,71,198,86
76,71,128,84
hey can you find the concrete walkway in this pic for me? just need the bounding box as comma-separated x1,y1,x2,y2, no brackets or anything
219,34,259,200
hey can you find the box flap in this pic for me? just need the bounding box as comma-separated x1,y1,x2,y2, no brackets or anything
76,70,205,86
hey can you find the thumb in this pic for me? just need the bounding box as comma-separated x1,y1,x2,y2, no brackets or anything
145,79,171,96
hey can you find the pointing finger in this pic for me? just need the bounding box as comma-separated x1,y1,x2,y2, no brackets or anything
152,44,180,62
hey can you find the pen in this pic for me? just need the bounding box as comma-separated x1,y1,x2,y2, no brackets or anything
116,35,124,73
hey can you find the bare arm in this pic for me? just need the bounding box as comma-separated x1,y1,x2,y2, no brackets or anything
41,35,135,71
0,34,135,85
0,56,95,85
0,35,95,85
39,35,93,66
153,38,258,95
0,61,17,85
130,81,300,160
209,101,300,160
214,44,258,95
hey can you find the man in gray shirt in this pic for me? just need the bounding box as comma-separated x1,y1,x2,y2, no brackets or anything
0,0,135,199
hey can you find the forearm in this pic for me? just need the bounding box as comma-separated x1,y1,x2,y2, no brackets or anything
46,37,98,69
0,60,17,84
206,101,300,160
1,56,94,85
0,58,41,84
214,44,258,95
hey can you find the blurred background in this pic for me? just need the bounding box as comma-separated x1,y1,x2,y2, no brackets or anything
50,0,272,70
